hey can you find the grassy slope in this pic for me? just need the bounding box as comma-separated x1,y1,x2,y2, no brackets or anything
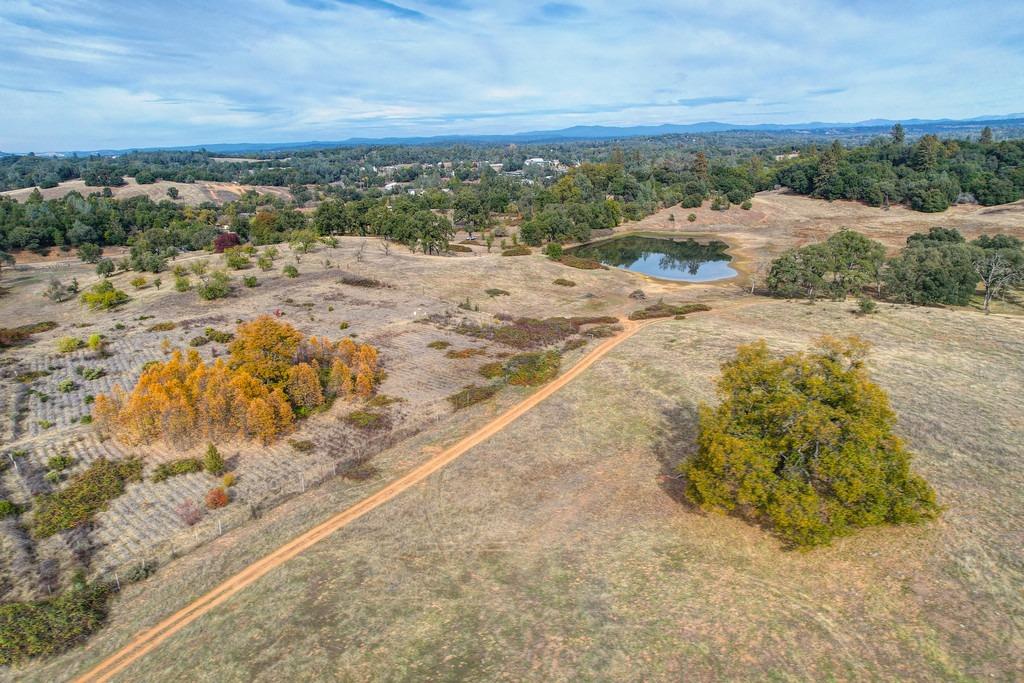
21,299,1019,682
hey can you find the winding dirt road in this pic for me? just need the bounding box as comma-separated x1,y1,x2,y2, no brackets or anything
74,317,663,682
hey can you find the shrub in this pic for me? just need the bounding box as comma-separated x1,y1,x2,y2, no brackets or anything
502,246,531,256
174,275,191,292
558,255,606,270
340,274,385,288
58,379,77,393
628,301,711,320
31,458,143,537
687,213,697,222
427,340,451,350
205,487,229,509
175,499,202,526
243,275,258,288
147,321,176,332
0,500,21,518
288,439,315,453
504,351,560,386
448,244,472,253
80,281,129,310
189,335,209,347
16,370,51,383
283,264,299,278
222,473,236,488
485,288,510,297
856,297,878,315
0,580,112,665
203,444,226,475
204,327,234,343
553,278,576,287
477,361,504,379
47,454,74,471
446,347,486,359
223,248,251,270
257,255,273,271
56,337,85,353
151,458,203,483
129,276,147,289
345,410,386,429
741,200,753,210
544,243,564,259
683,337,940,548
447,384,501,410
196,271,232,300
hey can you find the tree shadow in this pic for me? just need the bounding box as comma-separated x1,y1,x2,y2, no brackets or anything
651,403,702,510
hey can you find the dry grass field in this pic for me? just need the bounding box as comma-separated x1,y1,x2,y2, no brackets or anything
0,178,295,206
1,191,1022,681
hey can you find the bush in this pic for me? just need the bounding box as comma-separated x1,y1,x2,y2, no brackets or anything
544,243,564,260
683,337,940,548
32,458,143,537
47,454,74,471
129,276,147,289
485,288,510,297
502,246,531,256
741,200,753,210
446,347,486,359
151,458,203,483
553,278,576,287
687,213,697,222
188,335,209,347
204,327,234,343
0,500,22,518
56,337,85,353
205,487,229,509
57,380,77,393
203,444,226,475
0,580,112,665
79,281,129,310
174,275,191,292
243,275,258,288
448,244,472,253
856,297,878,315
504,351,560,386
427,340,451,349
147,321,176,332
345,410,386,429
196,271,232,300
283,264,299,278
175,499,202,526
558,255,606,270
339,274,385,288
223,247,251,270
447,384,501,410
222,473,236,488
477,361,504,379
628,302,711,320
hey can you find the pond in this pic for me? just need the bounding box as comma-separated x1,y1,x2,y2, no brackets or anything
568,235,737,282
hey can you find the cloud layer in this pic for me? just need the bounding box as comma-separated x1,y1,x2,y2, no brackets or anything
1,0,1022,150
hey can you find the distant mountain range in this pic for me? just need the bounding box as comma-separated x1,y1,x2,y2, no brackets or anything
7,114,1024,157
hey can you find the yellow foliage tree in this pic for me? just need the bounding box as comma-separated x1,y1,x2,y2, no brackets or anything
286,362,324,409
229,315,304,386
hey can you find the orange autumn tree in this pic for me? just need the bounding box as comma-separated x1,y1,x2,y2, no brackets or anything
93,316,381,447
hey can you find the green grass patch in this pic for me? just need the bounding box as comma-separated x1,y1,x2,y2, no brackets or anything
0,321,57,349
0,579,112,665
345,410,387,429
427,340,451,350
502,246,531,256
558,255,607,270
16,370,51,384
446,347,487,359
477,361,505,379
146,321,177,332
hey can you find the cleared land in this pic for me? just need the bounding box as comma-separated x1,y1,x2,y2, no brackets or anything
1,191,1022,680
0,178,295,206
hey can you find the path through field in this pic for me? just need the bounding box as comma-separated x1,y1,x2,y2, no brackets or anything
73,314,683,682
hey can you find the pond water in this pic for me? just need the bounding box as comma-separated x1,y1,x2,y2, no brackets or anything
568,235,736,282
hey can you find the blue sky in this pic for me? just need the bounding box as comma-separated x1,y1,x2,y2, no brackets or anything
1,0,1022,151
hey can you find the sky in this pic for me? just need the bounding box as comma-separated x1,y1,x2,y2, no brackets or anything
1,0,1022,152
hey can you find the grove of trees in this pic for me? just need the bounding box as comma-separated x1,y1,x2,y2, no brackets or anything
93,316,380,447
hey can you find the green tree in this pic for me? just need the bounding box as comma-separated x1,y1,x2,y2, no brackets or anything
890,123,905,145
979,126,993,144
683,337,940,548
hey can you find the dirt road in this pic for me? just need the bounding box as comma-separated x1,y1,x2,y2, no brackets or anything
73,316,665,682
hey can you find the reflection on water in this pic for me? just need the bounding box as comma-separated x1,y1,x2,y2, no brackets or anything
569,235,736,282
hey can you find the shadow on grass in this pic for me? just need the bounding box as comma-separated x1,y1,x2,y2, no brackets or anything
651,403,702,510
